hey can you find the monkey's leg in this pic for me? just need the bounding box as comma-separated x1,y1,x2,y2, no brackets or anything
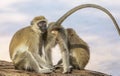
32,52,54,70
44,39,57,68
61,51,70,73
59,43,70,73
14,51,52,73
44,48,53,66
69,56,80,69
72,49,89,70
25,51,53,73
44,37,57,66
56,57,73,70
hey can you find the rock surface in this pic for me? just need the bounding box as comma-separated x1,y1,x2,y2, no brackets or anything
0,60,111,76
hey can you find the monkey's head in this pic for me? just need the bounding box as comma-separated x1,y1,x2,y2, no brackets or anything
31,16,48,33
67,28,76,38
48,22,62,36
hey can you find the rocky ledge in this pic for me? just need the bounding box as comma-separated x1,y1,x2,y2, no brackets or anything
0,60,111,76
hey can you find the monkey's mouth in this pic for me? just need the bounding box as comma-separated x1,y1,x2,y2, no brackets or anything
37,22,47,33
40,25,47,33
39,25,47,33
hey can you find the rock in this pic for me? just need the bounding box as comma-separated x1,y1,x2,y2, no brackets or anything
0,60,111,76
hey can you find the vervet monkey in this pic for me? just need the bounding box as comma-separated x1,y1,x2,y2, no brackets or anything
44,22,70,73
9,16,53,73
57,28,90,69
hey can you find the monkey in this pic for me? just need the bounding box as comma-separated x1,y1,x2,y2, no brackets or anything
44,22,71,73
57,28,90,70
67,28,90,69
9,16,53,73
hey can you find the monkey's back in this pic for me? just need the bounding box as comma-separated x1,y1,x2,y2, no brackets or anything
67,28,90,69
9,26,40,59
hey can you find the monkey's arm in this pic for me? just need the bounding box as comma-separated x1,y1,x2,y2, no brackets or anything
44,33,57,66
57,30,71,73
44,45,53,66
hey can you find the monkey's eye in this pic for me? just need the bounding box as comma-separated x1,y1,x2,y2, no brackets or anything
37,21,46,27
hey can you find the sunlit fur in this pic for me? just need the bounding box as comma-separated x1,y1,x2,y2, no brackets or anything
9,16,52,73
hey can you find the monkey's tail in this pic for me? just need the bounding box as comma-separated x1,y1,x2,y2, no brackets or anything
55,4,120,36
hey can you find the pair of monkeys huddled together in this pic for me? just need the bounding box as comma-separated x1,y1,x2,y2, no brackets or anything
9,4,120,74
9,16,90,73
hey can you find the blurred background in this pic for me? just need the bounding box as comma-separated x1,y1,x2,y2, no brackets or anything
0,0,120,76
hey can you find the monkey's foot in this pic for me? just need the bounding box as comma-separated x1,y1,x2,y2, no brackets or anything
46,65,55,71
62,68,71,74
39,68,53,74
54,64,62,69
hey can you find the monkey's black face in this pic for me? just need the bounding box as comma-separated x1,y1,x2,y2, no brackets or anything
37,21,47,33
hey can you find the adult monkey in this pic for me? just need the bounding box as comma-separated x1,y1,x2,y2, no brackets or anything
55,28,90,70
54,4,120,35
9,16,53,73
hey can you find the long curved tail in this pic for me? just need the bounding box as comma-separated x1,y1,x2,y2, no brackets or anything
55,4,120,36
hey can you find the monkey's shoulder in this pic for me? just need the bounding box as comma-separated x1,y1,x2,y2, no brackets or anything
13,26,36,37
11,26,39,45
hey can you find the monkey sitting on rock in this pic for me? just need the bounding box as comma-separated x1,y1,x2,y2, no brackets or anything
57,28,90,70
9,16,53,73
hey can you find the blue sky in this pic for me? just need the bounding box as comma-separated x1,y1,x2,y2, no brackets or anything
0,0,120,76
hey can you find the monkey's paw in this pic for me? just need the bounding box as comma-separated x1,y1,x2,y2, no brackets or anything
39,68,53,74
